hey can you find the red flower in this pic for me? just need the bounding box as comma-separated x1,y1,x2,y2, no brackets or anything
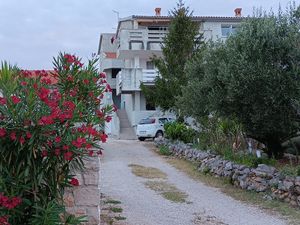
10,132,17,141
67,75,74,82
69,178,79,186
64,54,76,64
63,145,69,151
54,148,60,156
0,128,6,138
42,150,48,158
38,116,54,126
113,105,118,112
20,81,27,86
0,193,22,210
38,87,50,102
55,136,61,143
19,136,25,145
100,133,108,143
0,216,9,225
83,79,89,85
26,131,32,139
0,97,7,105
105,116,112,123
64,151,73,161
88,150,93,157
11,96,21,104
99,72,106,78
72,137,86,148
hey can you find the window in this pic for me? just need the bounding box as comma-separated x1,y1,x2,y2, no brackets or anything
158,118,169,124
221,25,238,37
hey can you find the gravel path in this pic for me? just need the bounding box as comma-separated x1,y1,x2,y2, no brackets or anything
100,140,287,225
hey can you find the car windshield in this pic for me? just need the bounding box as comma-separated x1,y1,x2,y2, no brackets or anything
139,118,155,124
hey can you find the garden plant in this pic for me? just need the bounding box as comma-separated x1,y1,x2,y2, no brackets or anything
0,53,113,224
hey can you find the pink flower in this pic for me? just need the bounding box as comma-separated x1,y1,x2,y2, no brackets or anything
55,136,61,143
42,150,48,158
0,128,6,138
10,132,17,141
54,148,60,156
64,151,73,161
19,136,25,145
99,72,106,78
0,97,7,105
100,133,108,143
26,131,32,139
105,116,112,123
20,81,27,86
11,96,21,104
69,178,79,186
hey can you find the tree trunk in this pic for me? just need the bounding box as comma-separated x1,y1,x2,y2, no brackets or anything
265,138,284,159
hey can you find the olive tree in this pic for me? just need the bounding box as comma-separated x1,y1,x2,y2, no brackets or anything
179,6,300,158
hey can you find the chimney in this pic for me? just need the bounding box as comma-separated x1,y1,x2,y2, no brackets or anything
234,8,242,17
155,8,161,16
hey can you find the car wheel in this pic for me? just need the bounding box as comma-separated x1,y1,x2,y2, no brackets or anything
138,137,146,141
155,131,163,138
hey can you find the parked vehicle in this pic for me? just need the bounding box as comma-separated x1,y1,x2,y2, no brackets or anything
136,117,174,141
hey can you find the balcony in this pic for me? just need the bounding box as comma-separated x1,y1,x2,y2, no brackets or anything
117,29,167,58
116,68,159,95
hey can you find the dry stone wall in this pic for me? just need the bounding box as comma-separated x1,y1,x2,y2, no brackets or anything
64,156,101,225
155,139,300,208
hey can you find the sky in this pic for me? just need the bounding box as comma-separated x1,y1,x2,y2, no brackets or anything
0,0,298,69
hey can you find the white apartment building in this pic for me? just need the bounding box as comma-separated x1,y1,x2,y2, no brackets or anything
98,8,243,138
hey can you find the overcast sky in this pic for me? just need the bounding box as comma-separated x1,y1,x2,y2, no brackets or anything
0,0,298,69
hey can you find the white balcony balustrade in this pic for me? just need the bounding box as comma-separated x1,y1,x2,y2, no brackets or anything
118,29,168,51
116,68,159,95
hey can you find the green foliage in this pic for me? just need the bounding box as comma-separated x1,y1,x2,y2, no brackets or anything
141,1,201,113
0,54,112,224
279,165,300,176
159,145,172,156
222,147,276,168
180,3,300,158
164,122,197,143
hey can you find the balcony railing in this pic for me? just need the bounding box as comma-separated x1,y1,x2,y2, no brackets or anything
116,68,159,95
118,29,168,51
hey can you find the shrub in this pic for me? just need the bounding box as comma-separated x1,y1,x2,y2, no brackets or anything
164,121,196,143
159,145,172,156
0,53,113,224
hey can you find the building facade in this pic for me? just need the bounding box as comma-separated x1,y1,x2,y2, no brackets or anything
98,9,243,137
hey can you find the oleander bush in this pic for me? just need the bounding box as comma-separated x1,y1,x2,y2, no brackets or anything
0,53,113,224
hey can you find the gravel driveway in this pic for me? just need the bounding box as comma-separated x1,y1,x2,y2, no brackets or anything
100,140,287,225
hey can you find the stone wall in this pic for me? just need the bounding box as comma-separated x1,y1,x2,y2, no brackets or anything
64,156,101,225
155,139,300,208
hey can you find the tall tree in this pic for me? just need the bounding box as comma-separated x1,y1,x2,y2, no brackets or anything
141,1,201,113
179,5,300,158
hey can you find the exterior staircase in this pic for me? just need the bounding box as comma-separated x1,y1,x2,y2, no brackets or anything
117,109,137,140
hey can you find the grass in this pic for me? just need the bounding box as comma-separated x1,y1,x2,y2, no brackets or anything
110,207,123,213
128,164,167,179
144,180,188,203
114,216,127,221
165,157,300,225
104,199,122,204
159,145,172,156
100,195,126,225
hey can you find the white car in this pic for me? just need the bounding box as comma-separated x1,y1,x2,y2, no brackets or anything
136,117,174,141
